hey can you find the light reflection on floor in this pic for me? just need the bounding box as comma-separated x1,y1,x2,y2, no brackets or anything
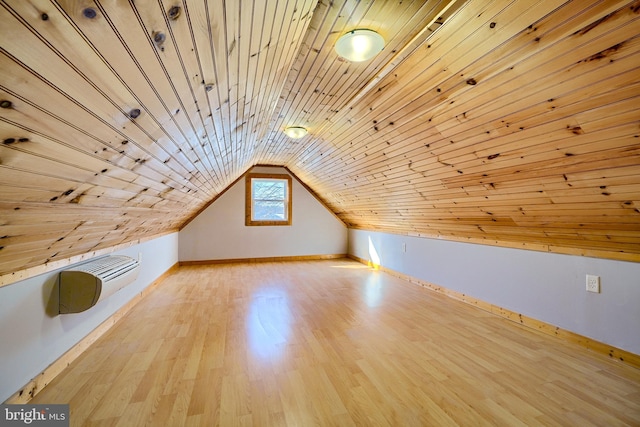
364,272,383,308
246,287,291,359
329,264,370,269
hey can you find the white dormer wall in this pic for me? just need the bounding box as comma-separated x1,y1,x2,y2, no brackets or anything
179,166,347,261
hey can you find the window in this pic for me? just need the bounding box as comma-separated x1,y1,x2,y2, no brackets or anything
245,173,292,226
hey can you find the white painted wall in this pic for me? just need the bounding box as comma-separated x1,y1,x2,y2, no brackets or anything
179,166,347,261
349,228,640,355
0,232,178,402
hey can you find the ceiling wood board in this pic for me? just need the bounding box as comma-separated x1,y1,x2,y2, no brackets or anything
0,0,639,284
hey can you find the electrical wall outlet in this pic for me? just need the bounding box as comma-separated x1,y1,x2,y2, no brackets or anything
586,274,600,293
402,243,406,253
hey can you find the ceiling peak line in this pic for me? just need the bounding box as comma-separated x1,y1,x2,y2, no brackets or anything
280,0,466,164
337,0,464,110
256,0,369,163
302,0,466,139
244,0,319,164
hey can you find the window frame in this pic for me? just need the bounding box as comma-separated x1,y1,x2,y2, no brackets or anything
245,173,292,226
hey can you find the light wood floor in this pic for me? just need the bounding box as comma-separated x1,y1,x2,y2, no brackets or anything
31,260,640,426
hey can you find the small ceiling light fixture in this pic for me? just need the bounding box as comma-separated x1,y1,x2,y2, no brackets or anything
283,126,308,139
335,29,385,62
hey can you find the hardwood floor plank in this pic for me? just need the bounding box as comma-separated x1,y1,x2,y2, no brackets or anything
29,260,640,426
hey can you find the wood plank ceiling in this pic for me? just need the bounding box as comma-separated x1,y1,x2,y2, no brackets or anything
1,0,639,281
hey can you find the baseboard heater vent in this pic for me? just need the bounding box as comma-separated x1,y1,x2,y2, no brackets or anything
59,255,140,314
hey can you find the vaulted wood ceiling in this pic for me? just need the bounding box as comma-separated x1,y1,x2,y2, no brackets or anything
1,0,639,281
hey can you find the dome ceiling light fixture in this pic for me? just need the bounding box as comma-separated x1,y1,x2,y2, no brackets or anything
283,126,308,139
335,29,385,62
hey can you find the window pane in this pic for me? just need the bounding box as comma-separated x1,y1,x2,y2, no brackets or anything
246,174,292,226
254,200,285,220
252,178,288,221
253,180,285,201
